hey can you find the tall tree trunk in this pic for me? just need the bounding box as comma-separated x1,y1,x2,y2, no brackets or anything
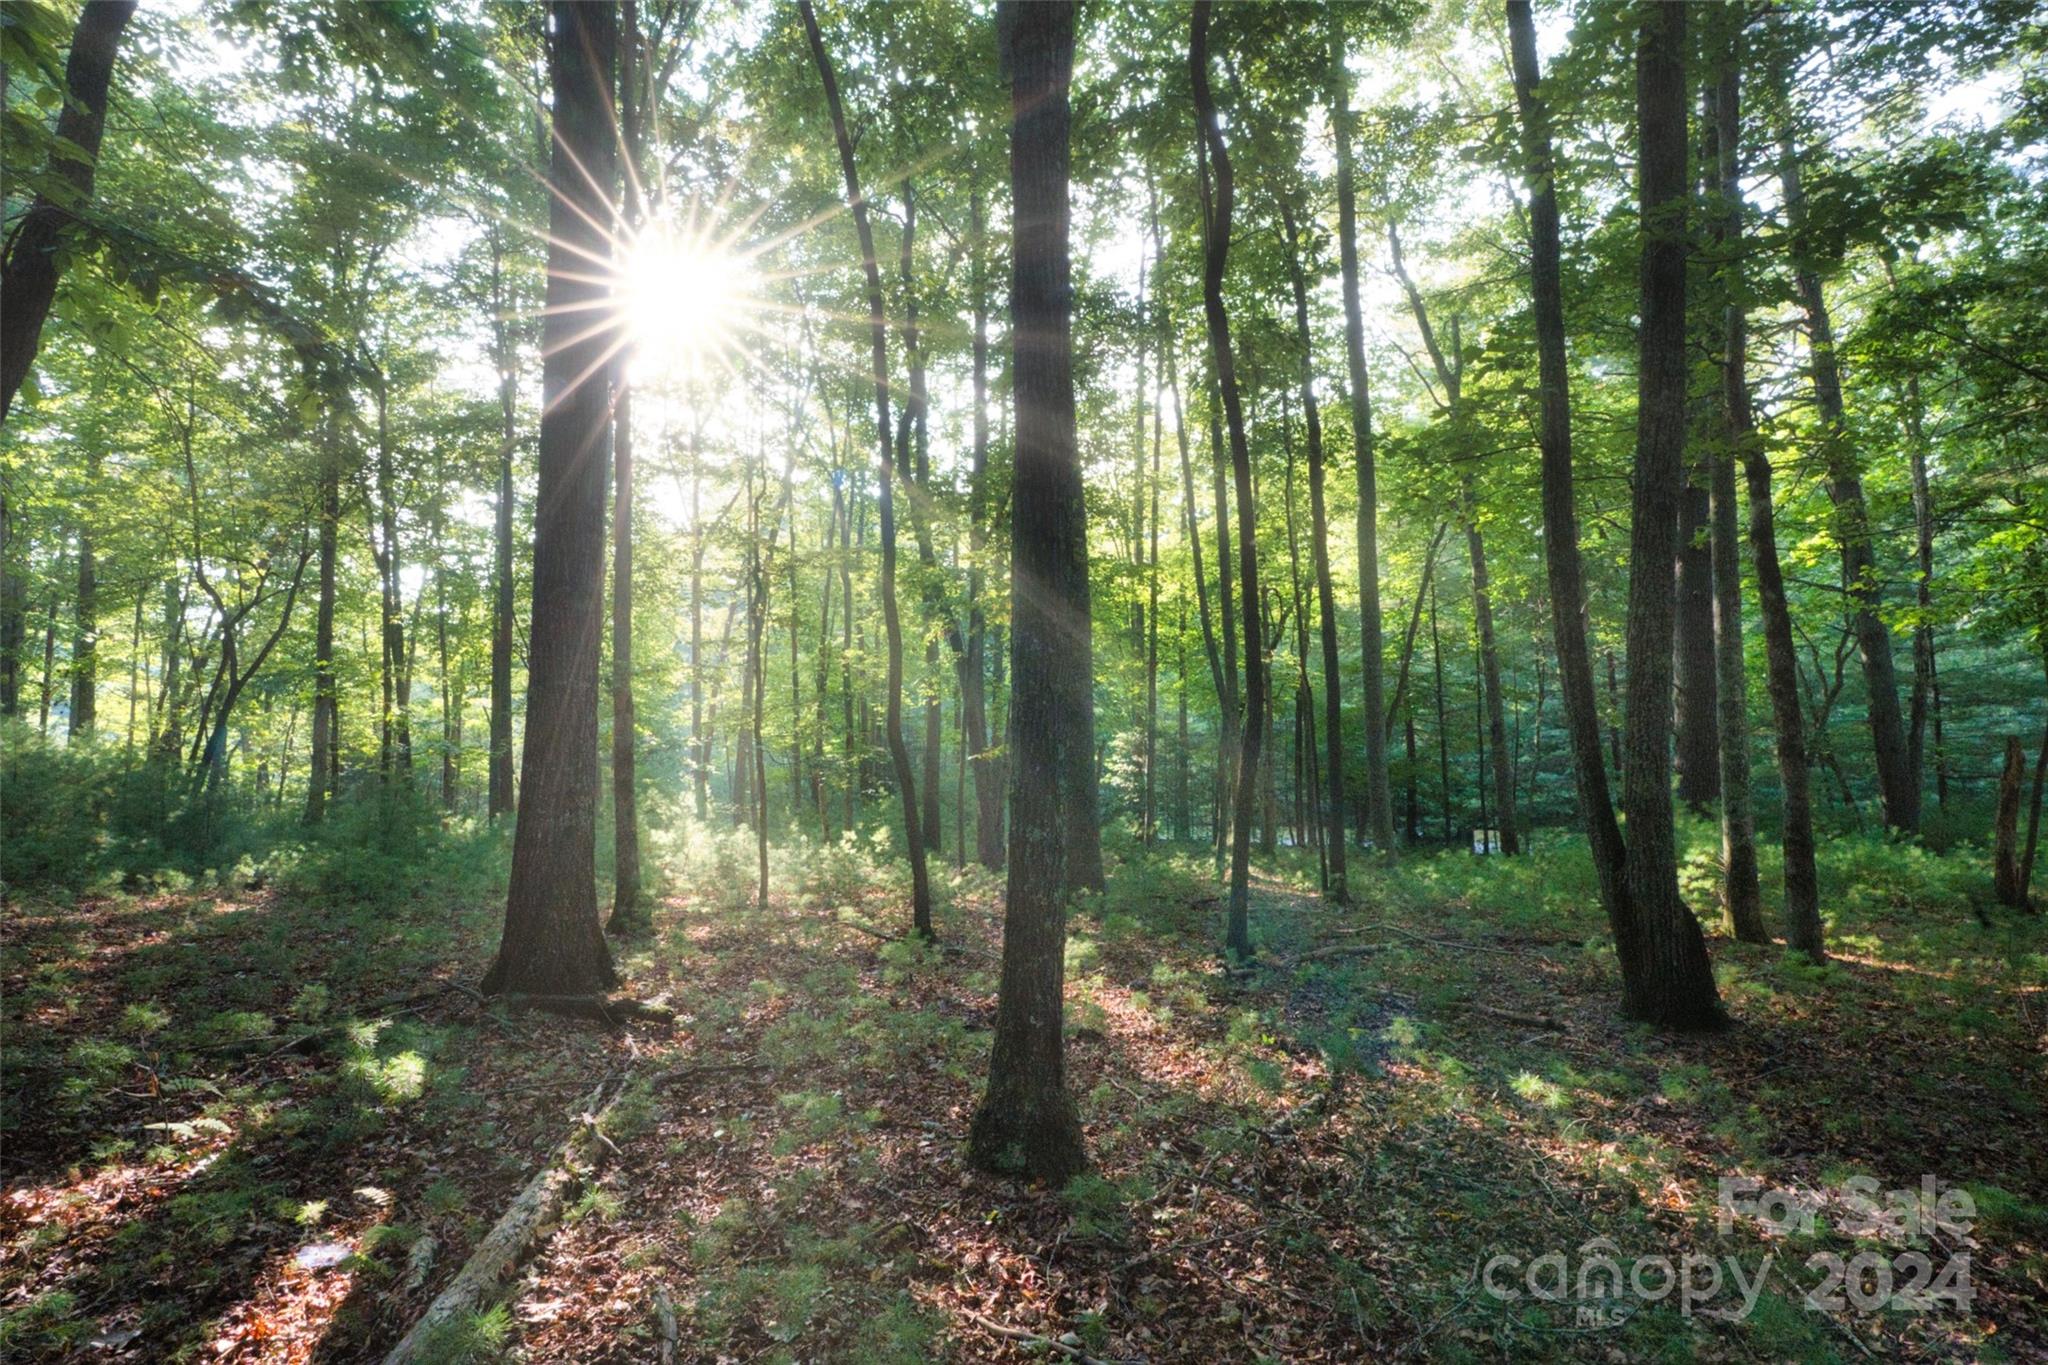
1704,41,1764,943
1673,472,1719,808
800,0,934,939
1193,0,1262,960
1465,497,1518,853
38,583,59,734
1777,88,1917,835
692,427,709,821
304,412,341,824
1329,15,1396,858
1208,378,1239,855
1144,334,1162,850
969,0,1088,1185
1508,0,1724,1025
1389,229,1517,854
964,189,1004,868
1430,565,1451,845
1714,29,1824,959
1175,602,1192,841
0,493,23,716
373,374,410,778
435,546,458,810
481,0,620,999
895,184,946,855
1281,200,1348,900
69,453,98,737
1903,372,1947,808
609,6,646,933
488,230,519,822
0,0,137,424
2017,652,2047,908
1993,737,2026,908
1615,0,1724,1029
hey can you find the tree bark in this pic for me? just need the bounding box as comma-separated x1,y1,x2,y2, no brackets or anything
304,409,341,824
964,188,1005,869
1329,16,1396,858
1718,27,1823,959
1673,472,1719,808
1903,372,1947,808
1616,0,1724,1029
800,0,934,939
609,5,646,933
969,0,1088,1185
1704,45,1764,943
0,493,22,716
1777,86,1917,835
1281,200,1348,901
68,453,98,737
481,0,620,999
1993,736,2026,908
1192,0,1263,961
1508,0,1723,1025
0,1,138,425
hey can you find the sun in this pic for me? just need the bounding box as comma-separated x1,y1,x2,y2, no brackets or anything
620,224,754,379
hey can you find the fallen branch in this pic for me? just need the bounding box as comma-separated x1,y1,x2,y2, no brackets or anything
648,1059,772,1088
835,919,904,944
382,1080,620,1365
1442,1002,1563,1031
961,1309,1128,1364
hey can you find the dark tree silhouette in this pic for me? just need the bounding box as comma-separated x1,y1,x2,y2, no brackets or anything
969,0,1087,1185
481,0,620,999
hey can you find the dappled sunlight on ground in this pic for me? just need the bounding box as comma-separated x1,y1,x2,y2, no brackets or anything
4,823,2044,1360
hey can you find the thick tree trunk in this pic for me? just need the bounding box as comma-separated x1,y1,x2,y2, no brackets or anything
1616,0,1724,1029
800,0,934,939
1193,0,1262,960
1281,201,1348,900
1704,44,1765,944
481,0,620,1000
1508,0,1722,1025
1329,18,1396,858
0,1,138,425
1777,99,1917,835
969,0,1088,1185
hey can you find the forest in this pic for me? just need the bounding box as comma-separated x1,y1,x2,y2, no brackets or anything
3,0,2046,1359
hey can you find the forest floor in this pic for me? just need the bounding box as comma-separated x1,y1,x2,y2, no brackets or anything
4,821,2046,1362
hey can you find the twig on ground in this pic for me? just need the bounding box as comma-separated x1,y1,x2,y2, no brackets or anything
960,1309,1128,1364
